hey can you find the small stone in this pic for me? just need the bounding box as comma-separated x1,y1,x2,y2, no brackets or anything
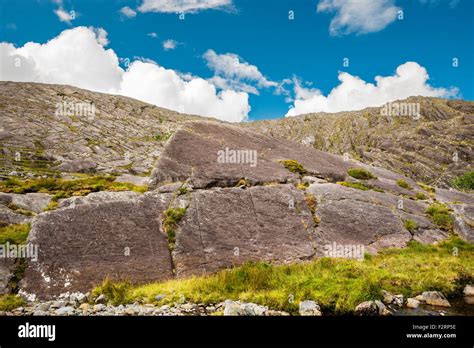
50,301,67,309
354,301,379,316
79,303,90,313
415,295,425,302
406,298,420,309
299,300,322,316
95,294,107,304
393,295,404,307
374,300,391,316
33,310,49,316
55,306,75,316
422,291,450,307
381,290,394,304
93,304,106,312
463,285,474,296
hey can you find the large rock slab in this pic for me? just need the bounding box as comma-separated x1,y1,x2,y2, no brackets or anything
173,185,317,277
307,183,443,253
20,192,174,298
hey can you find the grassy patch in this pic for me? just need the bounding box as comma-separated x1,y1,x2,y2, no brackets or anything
396,179,412,190
415,192,428,200
426,203,454,231
0,224,30,245
0,176,147,198
451,171,474,191
279,160,307,176
404,219,417,233
0,294,26,311
93,237,473,314
337,181,370,191
347,168,377,180
162,207,187,250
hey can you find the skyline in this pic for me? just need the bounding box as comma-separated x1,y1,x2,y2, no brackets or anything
0,0,473,122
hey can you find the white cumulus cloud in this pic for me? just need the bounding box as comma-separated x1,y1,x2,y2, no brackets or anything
317,0,400,36
203,49,278,95
120,6,137,18
138,0,233,13
286,62,458,117
162,39,179,50
0,27,250,122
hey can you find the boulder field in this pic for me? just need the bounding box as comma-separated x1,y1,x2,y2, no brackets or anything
13,121,473,298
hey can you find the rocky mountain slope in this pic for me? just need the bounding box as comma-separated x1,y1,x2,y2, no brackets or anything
245,97,474,188
0,82,472,300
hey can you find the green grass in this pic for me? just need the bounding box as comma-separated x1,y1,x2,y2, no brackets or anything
93,237,473,314
162,207,187,250
337,181,370,191
404,219,417,233
347,168,377,180
279,160,307,176
451,171,474,191
396,179,412,190
415,192,428,200
425,203,454,231
0,295,26,311
0,224,30,245
0,176,147,199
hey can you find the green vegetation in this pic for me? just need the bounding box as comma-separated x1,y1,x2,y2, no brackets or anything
404,219,417,233
6,203,35,216
279,160,307,176
451,171,474,191
396,179,412,190
425,203,454,231
304,193,320,226
177,186,189,195
418,183,435,195
0,224,30,245
162,207,187,250
296,182,309,190
415,192,428,200
0,176,147,198
236,178,250,188
92,279,132,306
153,132,173,142
347,168,377,180
337,181,370,191
93,237,473,314
0,295,26,311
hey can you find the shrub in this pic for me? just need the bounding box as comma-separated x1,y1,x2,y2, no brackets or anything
163,207,187,250
451,171,474,191
337,181,370,191
396,179,412,190
0,295,26,311
404,219,417,233
279,160,307,176
0,224,30,245
347,168,377,180
425,203,454,231
93,279,132,306
415,192,428,200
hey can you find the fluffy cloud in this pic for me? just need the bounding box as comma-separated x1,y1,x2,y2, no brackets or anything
138,0,233,13
162,39,179,50
120,61,249,122
317,0,400,36
286,62,458,117
52,0,76,24
203,49,278,95
120,6,137,18
0,27,250,122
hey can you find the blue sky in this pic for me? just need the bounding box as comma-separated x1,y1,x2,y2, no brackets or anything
0,0,473,122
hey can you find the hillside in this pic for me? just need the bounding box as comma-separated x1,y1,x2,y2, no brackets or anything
245,97,474,188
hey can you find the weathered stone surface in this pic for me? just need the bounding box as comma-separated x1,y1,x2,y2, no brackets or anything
223,300,268,316
114,174,150,187
406,298,420,308
0,259,16,294
421,291,451,307
464,285,474,296
307,183,414,253
20,192,174,298
299,300,322,316
10,193,51,213
0,205,31,226
173,184,317,277
57,191,140,209
53,160,97,173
